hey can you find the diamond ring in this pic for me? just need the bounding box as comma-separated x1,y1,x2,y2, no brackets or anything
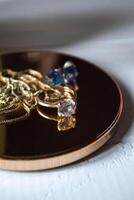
36,61,78,131
37,105,76,131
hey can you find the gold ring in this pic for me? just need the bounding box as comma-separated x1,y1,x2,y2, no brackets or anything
37,105,76,131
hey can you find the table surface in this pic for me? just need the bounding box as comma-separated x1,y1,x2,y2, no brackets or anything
0,0,134,200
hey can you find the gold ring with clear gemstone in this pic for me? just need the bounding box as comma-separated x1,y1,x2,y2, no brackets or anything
37,86,77,116
36,85,77,131
37,105,76,131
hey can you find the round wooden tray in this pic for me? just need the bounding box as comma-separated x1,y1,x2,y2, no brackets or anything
0,51,123,171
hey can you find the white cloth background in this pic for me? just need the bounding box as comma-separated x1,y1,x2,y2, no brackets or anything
0,0,134,200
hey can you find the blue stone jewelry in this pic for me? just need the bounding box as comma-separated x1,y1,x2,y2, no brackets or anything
62,61,78,91
45,68,63,87
45,61,78,90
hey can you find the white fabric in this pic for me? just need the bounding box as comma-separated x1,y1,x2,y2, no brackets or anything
0,0,134,199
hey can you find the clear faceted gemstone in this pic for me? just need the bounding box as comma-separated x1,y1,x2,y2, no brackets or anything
58,99,76,117
58,116,76,131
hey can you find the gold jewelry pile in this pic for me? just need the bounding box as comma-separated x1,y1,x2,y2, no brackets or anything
0,61,78,131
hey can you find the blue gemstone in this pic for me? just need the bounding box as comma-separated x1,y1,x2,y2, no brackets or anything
62,61,78,86
45,68,62,86
63,61,78,77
